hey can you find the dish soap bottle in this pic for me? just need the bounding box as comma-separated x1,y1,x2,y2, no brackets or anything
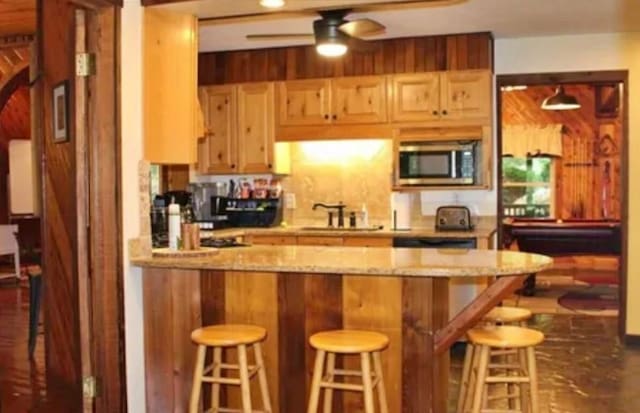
360,204,369,228
168,197,181,250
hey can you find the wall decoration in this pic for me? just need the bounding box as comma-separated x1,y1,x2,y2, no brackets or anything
52,81,69,143
595,84,620,119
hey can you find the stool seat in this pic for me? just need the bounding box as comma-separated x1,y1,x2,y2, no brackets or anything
468,325,544,349
483,306,532,324
310,329,389,353
191,324,266,347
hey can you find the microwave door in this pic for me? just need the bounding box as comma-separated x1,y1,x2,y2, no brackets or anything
399,150,453,180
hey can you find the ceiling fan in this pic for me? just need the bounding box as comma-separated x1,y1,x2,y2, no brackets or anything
246,9,386,57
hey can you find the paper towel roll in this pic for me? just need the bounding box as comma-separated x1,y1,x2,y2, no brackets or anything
390,192,412,230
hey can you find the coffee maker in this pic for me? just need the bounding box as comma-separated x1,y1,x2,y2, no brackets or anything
189,183,231,230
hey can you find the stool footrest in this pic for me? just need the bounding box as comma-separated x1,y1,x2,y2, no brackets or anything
211,408,270,413
320,375,381,392
487,363,522,369
490,349,518,356
485,376,531,384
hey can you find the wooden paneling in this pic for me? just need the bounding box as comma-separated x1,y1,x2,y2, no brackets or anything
199,33,493,85
343,275,402,412
502,84,622,220
143,269,202,413
42,0,82,407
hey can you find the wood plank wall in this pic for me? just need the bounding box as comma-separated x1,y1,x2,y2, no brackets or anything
502,84,622,220
41,0,83,407
198,33,493,85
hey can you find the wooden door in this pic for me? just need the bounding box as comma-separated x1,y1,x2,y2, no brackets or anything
237,82,275,173
439,70,491,121
277,79,331,126
200,85,238,173
331,76,388,124
390,73,442,122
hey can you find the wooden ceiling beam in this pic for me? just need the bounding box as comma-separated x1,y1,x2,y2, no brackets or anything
0,35,34,50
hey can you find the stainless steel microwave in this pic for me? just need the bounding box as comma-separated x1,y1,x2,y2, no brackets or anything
397,140,477,186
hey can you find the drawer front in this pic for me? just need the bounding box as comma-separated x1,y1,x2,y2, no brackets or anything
249,235,297,245
343,237,392,247
297,236,344,246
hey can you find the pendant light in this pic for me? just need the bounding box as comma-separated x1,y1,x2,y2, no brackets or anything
541,86,581,110
260,0,285,9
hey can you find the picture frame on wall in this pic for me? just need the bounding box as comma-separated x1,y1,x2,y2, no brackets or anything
52,81,69,143
594,83,620,119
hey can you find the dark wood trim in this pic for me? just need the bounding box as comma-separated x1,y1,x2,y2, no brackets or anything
0,67,29,111
86,4,127,412
0,34,34,49
495,70,629,340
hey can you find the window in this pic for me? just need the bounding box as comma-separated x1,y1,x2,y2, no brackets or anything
502,157,554,218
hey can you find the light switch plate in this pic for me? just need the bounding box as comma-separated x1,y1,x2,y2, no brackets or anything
285,193,296,209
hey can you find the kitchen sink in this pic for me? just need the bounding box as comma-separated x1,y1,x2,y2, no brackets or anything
298,226,383,232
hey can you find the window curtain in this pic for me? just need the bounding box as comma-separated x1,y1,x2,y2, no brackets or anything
502,124,564,157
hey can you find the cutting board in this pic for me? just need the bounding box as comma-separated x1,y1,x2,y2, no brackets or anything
152,247,219,258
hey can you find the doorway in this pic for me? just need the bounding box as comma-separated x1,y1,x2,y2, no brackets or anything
496,71,628,338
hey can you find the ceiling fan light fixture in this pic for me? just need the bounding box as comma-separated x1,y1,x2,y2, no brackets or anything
316,41,348,57
259,0,285,9
541,86,581,110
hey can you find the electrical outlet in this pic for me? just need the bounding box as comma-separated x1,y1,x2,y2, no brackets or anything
285,193,296,209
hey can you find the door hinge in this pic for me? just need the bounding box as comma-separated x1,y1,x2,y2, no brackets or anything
83,376,98,398
76,53,96,77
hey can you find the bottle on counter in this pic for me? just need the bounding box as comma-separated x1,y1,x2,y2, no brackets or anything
360,204,369,228
168,197,181,250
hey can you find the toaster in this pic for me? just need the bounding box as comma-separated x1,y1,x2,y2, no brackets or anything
435,206,473,231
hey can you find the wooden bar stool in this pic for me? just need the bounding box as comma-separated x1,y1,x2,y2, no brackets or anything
189,324,272,413
457,307,533,413
307,329,389,413
461,325,544,413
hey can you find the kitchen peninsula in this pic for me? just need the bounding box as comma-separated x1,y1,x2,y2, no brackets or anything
132,245,551,413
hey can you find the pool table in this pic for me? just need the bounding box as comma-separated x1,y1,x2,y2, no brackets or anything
502,218,621,294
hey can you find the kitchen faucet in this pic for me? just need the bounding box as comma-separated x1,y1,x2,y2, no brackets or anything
312,202,346,228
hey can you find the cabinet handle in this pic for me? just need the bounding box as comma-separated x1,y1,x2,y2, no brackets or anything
324,114,329,120
268,163,273,169
332,114,337,120
442,109,448,115
217,152,222,160
432,110,439,115
231,164,236,169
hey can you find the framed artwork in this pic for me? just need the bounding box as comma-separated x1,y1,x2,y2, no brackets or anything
594,83,620,119
52,81,69,143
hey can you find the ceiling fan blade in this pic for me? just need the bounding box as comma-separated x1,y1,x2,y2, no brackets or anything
339,18,386,38
347,36,379,53
246,33,315,41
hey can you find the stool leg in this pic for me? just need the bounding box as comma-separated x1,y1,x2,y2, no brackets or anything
518,348,530,413
361,352,375,413
307,350,326,413
237,344,253,413
322,352,336,413
526,347,539,413
211,347,222,412
254,342,273,413
456,343,474,413
372,351,388,413
470,345,489,413
189,344,206,413
464,345,481,413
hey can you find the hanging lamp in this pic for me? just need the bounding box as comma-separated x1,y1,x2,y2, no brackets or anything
541,86,581,110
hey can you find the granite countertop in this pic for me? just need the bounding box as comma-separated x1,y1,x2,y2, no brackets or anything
131,245,551,278
202,225,497,239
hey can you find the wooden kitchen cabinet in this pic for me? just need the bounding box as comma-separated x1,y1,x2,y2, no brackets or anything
199,85,238,173
247,235,296,245
343,237,392,247
277,75,387,127
278,79,332,126
143,9,199,164
440,70,491,121
331,76,388,124
237,83,275,173
198,82,275,174
390,70,491,123
296,236,344,246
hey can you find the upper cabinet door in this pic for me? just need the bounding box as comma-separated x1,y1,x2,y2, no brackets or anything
200,85,238,174
390,73,441,122
278,79,331,126
439,70,491,121
237,83,275,174
331,76,388,124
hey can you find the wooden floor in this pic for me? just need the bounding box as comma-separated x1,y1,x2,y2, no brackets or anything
0,279,73,412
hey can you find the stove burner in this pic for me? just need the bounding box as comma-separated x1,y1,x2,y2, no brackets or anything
200,237,249,249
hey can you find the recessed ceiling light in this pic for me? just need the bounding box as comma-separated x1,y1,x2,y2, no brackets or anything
260,0,285,8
